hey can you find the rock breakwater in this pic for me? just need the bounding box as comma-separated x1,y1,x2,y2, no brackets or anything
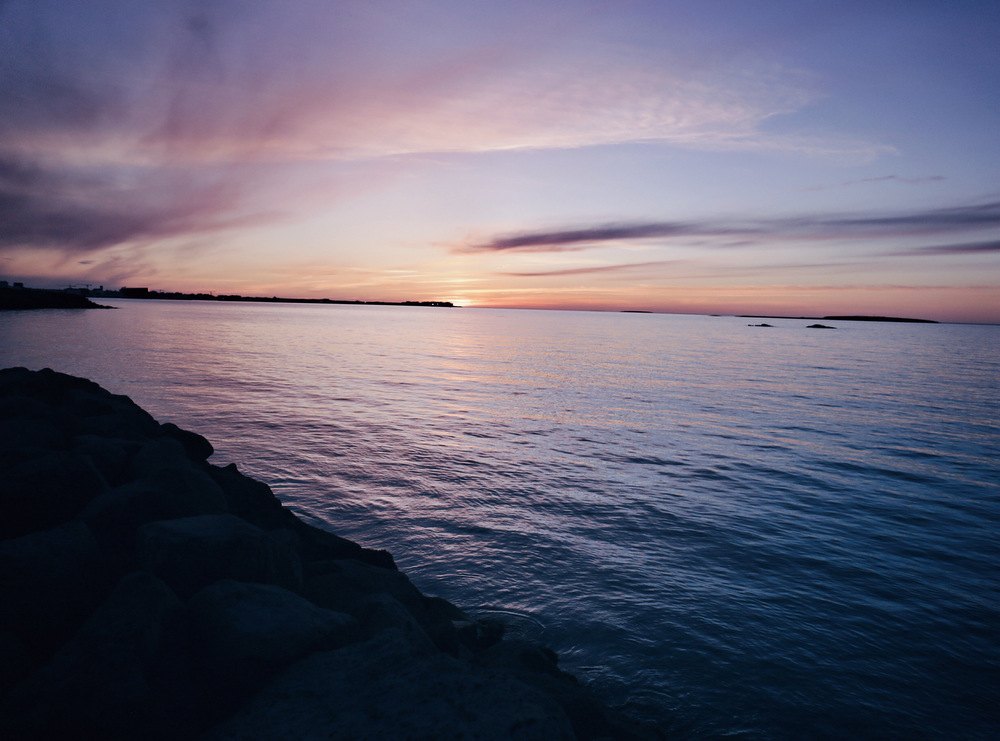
0,367,661,740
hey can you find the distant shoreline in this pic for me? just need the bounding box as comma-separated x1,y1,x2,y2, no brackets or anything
737,314,938,324
0,285,454,310
125,292,455,308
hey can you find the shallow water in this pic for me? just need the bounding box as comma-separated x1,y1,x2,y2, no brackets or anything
3,300,998,739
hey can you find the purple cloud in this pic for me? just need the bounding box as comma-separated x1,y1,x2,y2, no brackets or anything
803,175,946,192
889,239,1000,256
461,201,1000,254
460,222,754,253
0,155,255,253
498,260,685,277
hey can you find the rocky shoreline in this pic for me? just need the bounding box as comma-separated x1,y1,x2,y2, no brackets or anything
0,367,663,740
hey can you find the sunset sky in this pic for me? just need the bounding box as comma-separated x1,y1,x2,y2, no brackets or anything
2,0,998,322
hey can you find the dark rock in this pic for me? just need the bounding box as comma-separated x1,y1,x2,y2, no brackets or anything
130,436,193,477
81,475,228,568
300,560,377,612
189,579,356,665
0,522,109,658
71,434,140,487
0,631,32,697
0,367,102,402
203,631,577,741
478,638,566,680
0,392,68,426
0,445,54,473
0,367,160,441
0,571,182,740
0,415,70,453
206,462,299,531
160,421,214,461
74,390,162,441
304,557,422,605
187,580,356,712
302,558,465,654
64,386,118,417
477,640,665,741
450,613,506,653
806,323,836,329
350,592,437,652
127,439,229,514
78,403,162,440
294,519,396,570
0,451,108,539
137,514,302,598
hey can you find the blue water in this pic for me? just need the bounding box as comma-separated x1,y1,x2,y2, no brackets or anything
2,300,998,739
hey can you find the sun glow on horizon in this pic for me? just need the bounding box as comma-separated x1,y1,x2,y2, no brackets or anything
0,1,997,324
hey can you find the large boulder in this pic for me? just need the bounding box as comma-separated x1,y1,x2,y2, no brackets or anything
71,434,140,487
0,521,108,659
303,558,466,654
349,592,438,653
187,580,356,711
206,462,299,532
0,367,160,441
160,422,214,462
0,451,108,539
137,514,302,598
294,518,396,569
0,632,32,697
476,640,662,741
0,571,182,740
81,475,228,569
0,391,73,461
203,630,577,741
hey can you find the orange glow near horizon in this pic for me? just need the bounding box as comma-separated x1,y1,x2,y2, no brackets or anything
1,2,997,326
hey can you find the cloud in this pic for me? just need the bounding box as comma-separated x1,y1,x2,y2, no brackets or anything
0,153,258,252
888,239,1000,256
815,200,1000,233
803,175,946,192
2,2,890,165
498,260,685,277
0,1,284,253
462,223,704,253
460,200,1000,253
0,0,901,260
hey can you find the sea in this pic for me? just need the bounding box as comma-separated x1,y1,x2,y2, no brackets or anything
2,299,998,740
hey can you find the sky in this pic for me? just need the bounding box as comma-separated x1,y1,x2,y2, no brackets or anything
1,0,998,322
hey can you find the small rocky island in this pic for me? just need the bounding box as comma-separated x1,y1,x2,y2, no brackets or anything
0,286,112,311
0,368,660,740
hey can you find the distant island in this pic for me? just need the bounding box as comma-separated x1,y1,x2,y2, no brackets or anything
0,283,454,310
739,314,938,324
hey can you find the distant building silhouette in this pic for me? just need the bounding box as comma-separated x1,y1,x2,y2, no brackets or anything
121,287,149,298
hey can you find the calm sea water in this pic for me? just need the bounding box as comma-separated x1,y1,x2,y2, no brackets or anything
2,299,998,740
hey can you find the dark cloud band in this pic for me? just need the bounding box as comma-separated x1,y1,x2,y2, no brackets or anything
890,239,1000,256
461,201,1000,254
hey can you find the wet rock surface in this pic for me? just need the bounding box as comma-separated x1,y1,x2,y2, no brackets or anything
0,367,664,740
